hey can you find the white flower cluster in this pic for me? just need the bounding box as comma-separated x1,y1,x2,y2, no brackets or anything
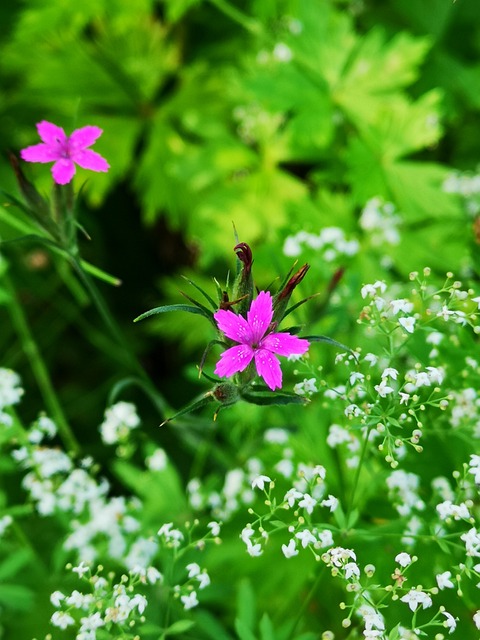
0,368,24,426
99,401,141,445
283,227,359,261
359,197,401,246
50,563,152,638
443,168,480,216
361,281,417,335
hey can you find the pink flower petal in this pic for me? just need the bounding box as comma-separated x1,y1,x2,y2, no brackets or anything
20,143,60,163
214,309,253,344
214,344,254,378
262,332,309,357
254,349,282,390
69,125,103,151
247,291,273,343
36,121,67,146
73,149,110,172
51,159,76,185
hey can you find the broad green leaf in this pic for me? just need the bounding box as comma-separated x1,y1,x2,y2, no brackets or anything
259,614,275,640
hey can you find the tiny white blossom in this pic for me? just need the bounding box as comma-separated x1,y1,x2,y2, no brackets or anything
245,540,263,557
382,367,399,380
72,561,90,578
374,380,394,397
398,317,416,334
207,521,221,537
436,570,454,590
181,591,199,610
282,539,299,558
442,611,457,634
196,572,210,589
474,610,480,629
321,495,339,512
251,475,271,491
298,493,317,515
400,589,432,612
50,590,65,607
395,552,412,567
186,562,201,578
51,611,75,629
295,529,317,548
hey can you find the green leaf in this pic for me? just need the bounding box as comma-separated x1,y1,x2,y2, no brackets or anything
236,580,256,638
0,548,33,580
259,614,276,640
303,335,354,356
241,390,308,406
181,275,218,310
164,619,197,636
0,584,34,611
134,303,212,323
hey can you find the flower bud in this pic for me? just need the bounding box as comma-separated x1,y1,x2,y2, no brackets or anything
232,243,254,315
272,263,309,323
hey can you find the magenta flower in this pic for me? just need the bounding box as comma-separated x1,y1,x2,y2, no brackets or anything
214,291,309,391
20,121,109,185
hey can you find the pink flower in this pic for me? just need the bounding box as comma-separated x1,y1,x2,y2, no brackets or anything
20,121,109,185
214,291,309,390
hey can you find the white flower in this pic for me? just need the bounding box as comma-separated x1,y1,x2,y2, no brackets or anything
361,281,387,298
474,610,480,629
146,448,168,471
282,539,299,558
251,475,271,491
245,541,263,557
400,589,432,612
99,401,140,445
461,528,480,556
146,567,162,584
72,561,90,578
181,591,199,610
295,529,317,548
374,380,394,397
436,570,454,590
51,611,75,629
298,493,317,515
382,367,399,380
317,529,334,548
207,521,221,537
0,515,13,536
79,612,105,631
196,572,210,589
442,611,457,634
186,562,201,578
240,525,255,543
50,590,65,607
395,552,412,567
390,299,413,315
283,488,303,507
321,495,339,512
398,317,416,334
344,561,360,579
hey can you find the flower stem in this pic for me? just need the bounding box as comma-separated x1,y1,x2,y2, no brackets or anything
345,425,372,531
3,270,80,455
68,254,167,414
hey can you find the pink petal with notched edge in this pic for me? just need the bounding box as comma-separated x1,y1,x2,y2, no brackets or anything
73,149,110,172
36,121,67,146
214,309,253,344
262,332,310,357
69,125,103,151
247,291,273,343
254,348,282,390
52,158,76,185
20,143,60,163
214,344,254,378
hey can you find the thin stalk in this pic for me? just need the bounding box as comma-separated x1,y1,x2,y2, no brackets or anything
3,272,80,455
344,425,372,531
286,567,325,640
68,254,167,414
207,0,262,34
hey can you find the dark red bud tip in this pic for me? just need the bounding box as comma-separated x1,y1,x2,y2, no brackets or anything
234,242,253,274
328,267,345,293
279,263,310,299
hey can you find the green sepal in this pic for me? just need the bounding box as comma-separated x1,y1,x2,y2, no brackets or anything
0,189,59,240
160,393,215,426
134,303,212,323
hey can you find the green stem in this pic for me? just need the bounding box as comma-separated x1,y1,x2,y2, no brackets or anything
68,254,167,414
286,567,325,640
207,0,262,34
3,271,80,455
344,425,372,531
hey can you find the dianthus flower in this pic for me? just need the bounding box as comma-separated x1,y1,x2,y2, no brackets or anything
20,121,109,184
214,291,309,390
